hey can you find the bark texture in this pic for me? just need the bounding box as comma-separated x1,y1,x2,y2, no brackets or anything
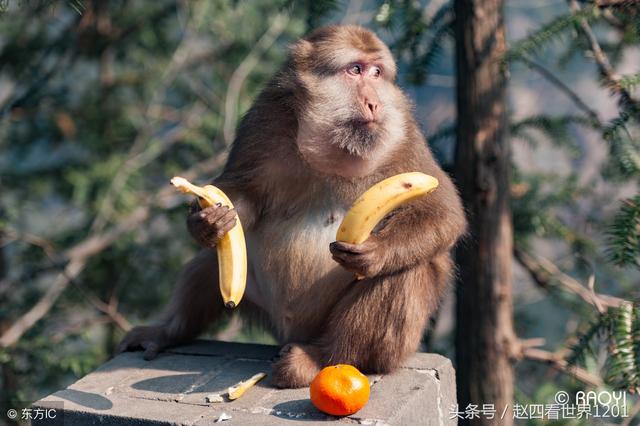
453,0,516,424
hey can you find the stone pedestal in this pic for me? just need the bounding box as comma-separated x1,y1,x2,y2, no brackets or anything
33,340,457,425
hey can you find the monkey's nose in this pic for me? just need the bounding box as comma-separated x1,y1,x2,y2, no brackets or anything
364,99,379,121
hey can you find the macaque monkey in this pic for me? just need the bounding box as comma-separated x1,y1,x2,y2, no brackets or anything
118,25,466,388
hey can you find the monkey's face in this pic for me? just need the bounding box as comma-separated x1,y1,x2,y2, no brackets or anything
292,26,407,178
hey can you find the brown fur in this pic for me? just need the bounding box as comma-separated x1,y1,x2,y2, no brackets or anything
118,25,467,388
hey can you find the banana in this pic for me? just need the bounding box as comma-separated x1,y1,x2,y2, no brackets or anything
227,372,267,400
170,176,247,309
336,172,439,245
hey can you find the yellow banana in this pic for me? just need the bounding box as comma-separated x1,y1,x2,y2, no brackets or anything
227,372,267,400
170,176,247,309
336,172,439,245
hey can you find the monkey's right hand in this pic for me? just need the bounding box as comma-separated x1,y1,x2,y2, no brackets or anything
186,200,237,248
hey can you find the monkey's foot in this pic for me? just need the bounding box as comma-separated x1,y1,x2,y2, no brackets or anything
271,344,322,388
116,325,171,361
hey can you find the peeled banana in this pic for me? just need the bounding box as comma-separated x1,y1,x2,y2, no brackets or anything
227,372,267,400
336,172,439,245
170,176,247,309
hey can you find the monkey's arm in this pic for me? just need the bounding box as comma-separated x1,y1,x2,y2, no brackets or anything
118,181,259,359
331,172,466,277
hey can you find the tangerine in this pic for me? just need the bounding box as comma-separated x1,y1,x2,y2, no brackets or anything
309,364,370,416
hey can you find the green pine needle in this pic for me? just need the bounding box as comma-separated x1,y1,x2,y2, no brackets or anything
604,304,640,392
567,313,611,366
607,195,640,268
618,73,640,93
511,114,595,154
506,7,595,62
602,114,640,180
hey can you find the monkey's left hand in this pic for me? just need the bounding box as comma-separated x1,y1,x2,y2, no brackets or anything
329,235,384,278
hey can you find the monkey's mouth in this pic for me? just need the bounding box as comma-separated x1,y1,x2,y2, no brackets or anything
330,119,383,157
352,118,379,129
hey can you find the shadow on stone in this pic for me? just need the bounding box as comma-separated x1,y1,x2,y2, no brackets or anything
131,371,274,396
271,399,334,422
131,373,201,393
58,389,113,410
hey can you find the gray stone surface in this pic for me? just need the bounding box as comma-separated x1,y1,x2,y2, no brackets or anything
33,340,457,425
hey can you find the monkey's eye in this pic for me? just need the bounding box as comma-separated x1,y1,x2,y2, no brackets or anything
348,64,362,75
371,66,381,78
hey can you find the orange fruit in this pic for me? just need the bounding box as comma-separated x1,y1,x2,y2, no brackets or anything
309,364,370,416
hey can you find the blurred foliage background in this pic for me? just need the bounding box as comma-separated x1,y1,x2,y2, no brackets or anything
0,0,638,424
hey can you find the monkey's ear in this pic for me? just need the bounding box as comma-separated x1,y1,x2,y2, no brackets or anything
290,39,314,65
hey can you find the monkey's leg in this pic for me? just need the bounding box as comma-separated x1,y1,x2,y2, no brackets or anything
271,256,451,387
324,256,452,372
117,249,225,360
271,343,324,388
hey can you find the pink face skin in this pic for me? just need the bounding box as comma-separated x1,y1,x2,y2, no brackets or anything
344,61,385,126
296,49,406,178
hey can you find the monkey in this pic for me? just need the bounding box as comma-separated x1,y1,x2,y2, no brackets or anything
117,25,467,388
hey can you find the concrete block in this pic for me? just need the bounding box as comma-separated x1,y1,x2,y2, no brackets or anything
32,340,457,425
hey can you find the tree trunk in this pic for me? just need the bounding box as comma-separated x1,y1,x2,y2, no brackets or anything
453,0,516,424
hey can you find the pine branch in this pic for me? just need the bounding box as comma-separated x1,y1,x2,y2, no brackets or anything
385,1,454,84
407,19,453,85
505,7,595,62
514,247,628,310
388,1,429,53
426,1,453,29
511,114,595,152
223,12,290,144
568,0,640,112
595,0,640,7
516,341,604,387
67,277,132,332
0,236,132,348
566,312,611,366
602,114,640,180
0,153,227,348
607,195,640,267
517,55,601,124
91,104,208,233
518,246,640,392
528,304,640,392
605,303,640,392
619,73,640,92
600,8,626,30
